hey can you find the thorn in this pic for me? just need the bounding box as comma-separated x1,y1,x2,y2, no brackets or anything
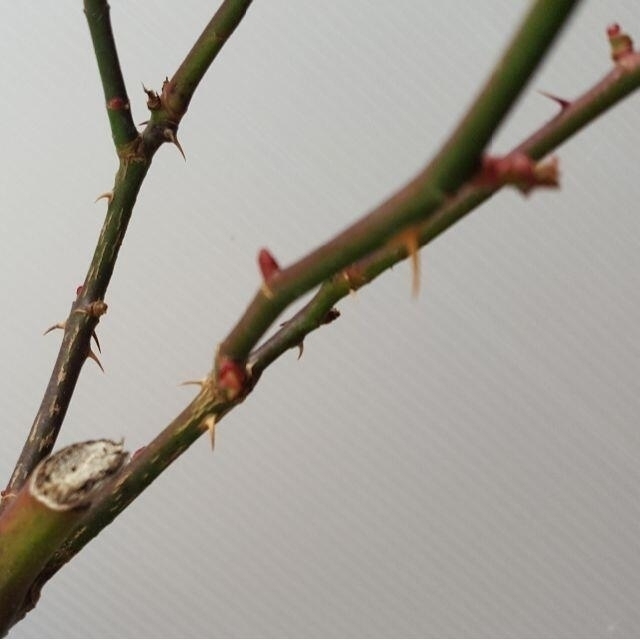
43,321,65,336
531,156,560,191
138,120,149,126
180,378,208,388
87,348,104,372
164,128,186,160
261,283,275,299
203,415,217,450
399,229,421,298
92,330,102,353
297,341,304,360
95,191,114,205
538,90,571,110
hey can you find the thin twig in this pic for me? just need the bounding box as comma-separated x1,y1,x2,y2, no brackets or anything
215,0,579,371
160,0,254,122
250,51,640,375
84,0,138,149
21,20,640,620
1,0,255,508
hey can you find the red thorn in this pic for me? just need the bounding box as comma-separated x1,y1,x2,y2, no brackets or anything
538,90,571,110
217,357,247,400
76,285,84,297
258,248,280,283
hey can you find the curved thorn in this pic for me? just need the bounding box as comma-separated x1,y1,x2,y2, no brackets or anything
179,379,207,388
43,322,66,336
91,330,102,353
538,89,571,110
164,129,186,161
87,349,104,373
94,191,114,205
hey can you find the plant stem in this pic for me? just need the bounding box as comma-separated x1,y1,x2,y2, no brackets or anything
216,0,579,370
161,0,254,122
250,49,640,375
1,0,255,507
83,0,138,150
0,441,127,634
23,37,640,620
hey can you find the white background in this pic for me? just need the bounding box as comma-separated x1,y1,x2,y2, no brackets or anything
2,1,640,636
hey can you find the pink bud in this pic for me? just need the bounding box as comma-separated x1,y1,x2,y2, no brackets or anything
217,358,247,400
258,248,280,282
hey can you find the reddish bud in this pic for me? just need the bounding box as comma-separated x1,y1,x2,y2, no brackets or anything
475,152,559,194
258,248,280,282
342,266,367,291
107,96,129,111
76,285,84,297
217,357,247,400
607,23,634,63
607,23,620,38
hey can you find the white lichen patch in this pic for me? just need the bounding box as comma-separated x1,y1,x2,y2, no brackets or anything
30,440,128,511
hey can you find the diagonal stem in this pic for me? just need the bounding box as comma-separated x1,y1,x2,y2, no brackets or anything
160,0,254,122
1,0,254,509
24,23,640,618
249,50,640,375
216,0,580,371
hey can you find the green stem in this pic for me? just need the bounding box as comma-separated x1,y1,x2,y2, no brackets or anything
29,46,640,611
16,387,224,625
250,50,640,375
216,0,580,369
83,0,138,149
427,0,578,190
161,0,254,121
3,158,152,501
2,0,254,505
